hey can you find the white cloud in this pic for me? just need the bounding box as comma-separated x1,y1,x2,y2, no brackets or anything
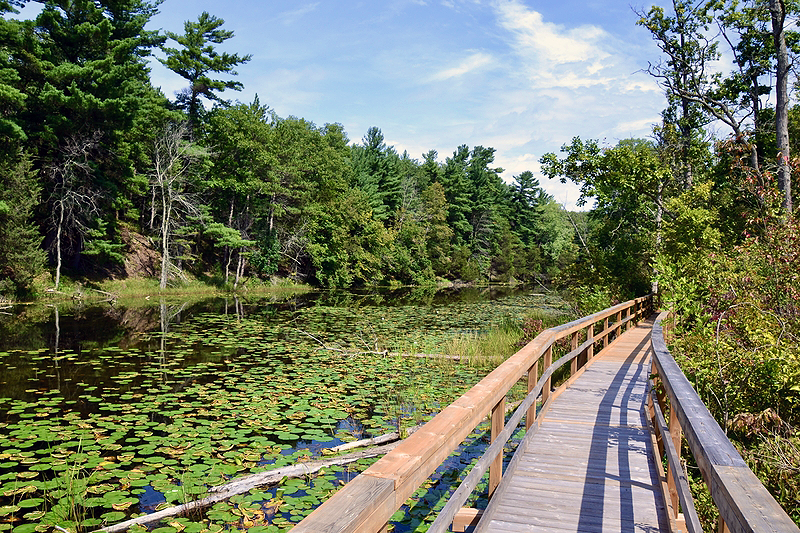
614,117,661,135
491,0,616,90
430,52,495,81
624,79,661,93
493,0,609,63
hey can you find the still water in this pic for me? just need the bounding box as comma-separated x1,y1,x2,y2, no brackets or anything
0,287,567,533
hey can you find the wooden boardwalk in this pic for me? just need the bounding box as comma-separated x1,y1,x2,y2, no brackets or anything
474,318,670,533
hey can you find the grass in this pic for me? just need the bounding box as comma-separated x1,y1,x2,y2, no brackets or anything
14,274,313,304
442,308,576,368
443,327,523,367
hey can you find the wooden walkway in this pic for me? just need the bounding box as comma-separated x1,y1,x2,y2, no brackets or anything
474,318,670,533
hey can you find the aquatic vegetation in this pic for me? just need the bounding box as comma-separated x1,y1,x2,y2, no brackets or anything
0,288,568,532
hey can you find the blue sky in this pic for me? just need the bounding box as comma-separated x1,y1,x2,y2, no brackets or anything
18,0,669,209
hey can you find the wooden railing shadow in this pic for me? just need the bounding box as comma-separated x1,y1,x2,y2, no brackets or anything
292,295,654,533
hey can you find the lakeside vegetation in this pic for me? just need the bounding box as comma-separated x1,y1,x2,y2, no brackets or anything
1,0,800,527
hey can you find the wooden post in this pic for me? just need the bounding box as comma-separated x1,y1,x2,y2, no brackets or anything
526,360,538,430
570,331,579,374
489,397,505,498
666,406,683,518
603,316,609,348
650,361,665,458
542,346,552,405
587,323,595,362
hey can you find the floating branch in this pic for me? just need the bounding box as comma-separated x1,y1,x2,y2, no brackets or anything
95,427,421,533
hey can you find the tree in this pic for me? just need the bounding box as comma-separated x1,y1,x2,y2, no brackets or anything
160,12,251,131
541,137,674,295
204,222,255,288
205,98,275,279
439,145,473,246
150,122,206,289
640,0,797,212
0,14,28,160
768,0,792,212
639,1,757,167
466,145,504,269
508,170,549,245
0,155,45,295
350,127,402,222
45,133,104,290
0,0,169,280
419,182,453,276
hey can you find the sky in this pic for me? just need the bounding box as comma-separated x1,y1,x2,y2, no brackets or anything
19,0,669,209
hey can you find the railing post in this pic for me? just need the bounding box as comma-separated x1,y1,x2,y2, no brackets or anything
587,322,595,362
570,331,579,374
667,406,683,521
526,360,538,430
603,316,609,348
650,359,665,458
542,346,552,405
489,397,505,498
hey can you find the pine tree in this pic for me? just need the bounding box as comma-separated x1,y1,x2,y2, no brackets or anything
0,156,45,295
160,12,251,131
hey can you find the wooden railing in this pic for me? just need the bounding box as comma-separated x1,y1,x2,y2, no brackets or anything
649,311,799,533
292,295,653,533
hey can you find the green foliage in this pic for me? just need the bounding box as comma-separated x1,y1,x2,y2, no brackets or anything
568,285,613,316
82,219,127,268
306,188,389,287
541,137,672,296
660,205,800,523
350,127,402,222
0,155,45,295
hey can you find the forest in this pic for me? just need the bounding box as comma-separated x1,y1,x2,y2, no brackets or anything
1,0,799,524
0,0,579,296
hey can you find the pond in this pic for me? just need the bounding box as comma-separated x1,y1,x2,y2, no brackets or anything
0,286,569,533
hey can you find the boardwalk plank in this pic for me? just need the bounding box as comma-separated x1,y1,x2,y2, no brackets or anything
475,318,669,533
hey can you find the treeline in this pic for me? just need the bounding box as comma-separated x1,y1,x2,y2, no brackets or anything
0,0,578,296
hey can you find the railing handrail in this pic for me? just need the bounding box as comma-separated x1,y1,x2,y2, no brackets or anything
293,295,653,533
650,311,799,533
426,315,602,533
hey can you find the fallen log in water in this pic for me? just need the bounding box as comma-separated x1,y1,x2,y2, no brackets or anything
95,392,526,533
325,431,400,453
95,427,421,533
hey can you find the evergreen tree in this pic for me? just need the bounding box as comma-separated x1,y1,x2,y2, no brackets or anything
350,127,402,222
0,155,45,295
160,12,251,131
2,0,167,277
439,145,473,245
508,170,548,245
